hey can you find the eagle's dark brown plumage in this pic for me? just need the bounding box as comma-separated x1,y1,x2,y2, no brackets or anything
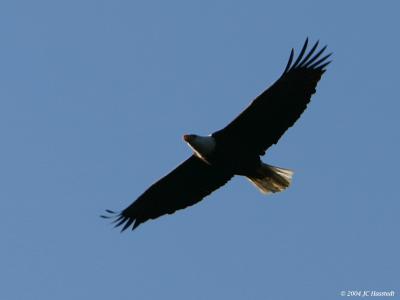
102,38,331,231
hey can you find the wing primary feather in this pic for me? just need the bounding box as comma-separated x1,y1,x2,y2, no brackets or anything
121,218,134,232
291,38,309,69
283,48,295,74
298,40,319,67
303,45,327,67
114,217,128,228
111,215,124,224
308,53,332,69
316,60,332,71
132,219,141,230
100,209,117,218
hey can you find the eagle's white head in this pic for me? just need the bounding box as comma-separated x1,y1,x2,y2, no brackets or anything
183,134,216,159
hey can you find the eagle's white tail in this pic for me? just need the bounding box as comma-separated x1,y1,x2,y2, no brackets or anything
247,163,294,194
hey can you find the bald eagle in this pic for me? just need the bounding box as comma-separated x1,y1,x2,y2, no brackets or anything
102,38,331,231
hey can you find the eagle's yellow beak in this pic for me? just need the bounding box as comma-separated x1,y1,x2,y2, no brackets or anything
183,134,193,143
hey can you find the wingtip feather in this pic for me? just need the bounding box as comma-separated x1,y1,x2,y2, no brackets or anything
298,40,320,67
303,45,327,68
132,219,141,230
121,218,134,232
114,217,128,228
317,60,332,71
308,52,332,69
291,38,309,69
283,48,295,74
283,39,331,74
100,209,117,219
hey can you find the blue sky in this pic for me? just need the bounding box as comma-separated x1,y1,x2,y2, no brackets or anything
1,1,399,299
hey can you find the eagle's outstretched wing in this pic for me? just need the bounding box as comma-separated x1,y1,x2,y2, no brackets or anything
102,155,234,231
213,38,331,156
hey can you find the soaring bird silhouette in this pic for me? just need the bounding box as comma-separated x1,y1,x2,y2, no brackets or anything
102,38,332,231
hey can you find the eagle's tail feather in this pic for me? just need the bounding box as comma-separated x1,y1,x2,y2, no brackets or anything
247,163,293,194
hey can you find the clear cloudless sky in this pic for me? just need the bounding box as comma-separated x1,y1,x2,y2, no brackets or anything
1,1,399,299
